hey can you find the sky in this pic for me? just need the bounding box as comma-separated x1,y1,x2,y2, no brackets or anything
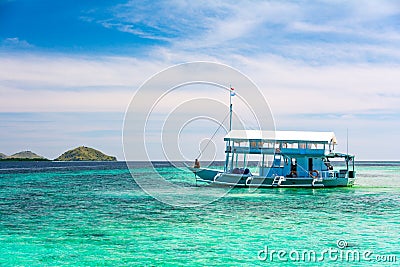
1,0,400,160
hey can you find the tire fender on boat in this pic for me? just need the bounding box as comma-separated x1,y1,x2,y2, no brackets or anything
245,177,253,186
309,170,319,179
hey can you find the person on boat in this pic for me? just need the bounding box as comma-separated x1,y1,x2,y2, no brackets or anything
194,159,200,168
243,168,251,175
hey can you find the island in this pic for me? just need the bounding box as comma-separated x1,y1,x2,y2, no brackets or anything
54,146,117,161
0,151,49,161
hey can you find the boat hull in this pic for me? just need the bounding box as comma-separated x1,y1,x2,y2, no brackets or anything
191,168,355,188
188,167,222,183
244,176,355,188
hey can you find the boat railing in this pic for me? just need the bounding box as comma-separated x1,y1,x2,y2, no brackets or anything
339,169,348,178
280,148,325,155
320,171,334,178
320,170,351,179
229,146,327,156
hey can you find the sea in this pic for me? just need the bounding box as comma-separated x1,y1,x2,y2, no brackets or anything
0,161,399,266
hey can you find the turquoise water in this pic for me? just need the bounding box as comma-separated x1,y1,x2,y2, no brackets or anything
0,161,399,266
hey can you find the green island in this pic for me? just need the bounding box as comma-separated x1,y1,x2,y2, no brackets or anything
0,147,116,161
54,146,117,161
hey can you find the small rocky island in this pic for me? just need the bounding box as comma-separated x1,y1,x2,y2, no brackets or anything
54,146,117,161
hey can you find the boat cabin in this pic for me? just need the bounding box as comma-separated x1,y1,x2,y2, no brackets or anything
224,130,355,179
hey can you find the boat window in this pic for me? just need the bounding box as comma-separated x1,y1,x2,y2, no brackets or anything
307,143,324,149
263,155,274,167
262,142,274,148
273,155,284,168
288,142,298,149
234,141,249,147
299,142,306,149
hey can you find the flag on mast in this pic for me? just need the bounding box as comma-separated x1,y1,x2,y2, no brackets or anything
230,87,236,96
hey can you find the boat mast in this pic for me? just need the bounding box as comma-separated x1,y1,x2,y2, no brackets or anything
229,84,233,132
346,128,349,170
346,128,349,155
225,85,233,172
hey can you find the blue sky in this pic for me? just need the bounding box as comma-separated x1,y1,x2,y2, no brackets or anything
1,0,400,160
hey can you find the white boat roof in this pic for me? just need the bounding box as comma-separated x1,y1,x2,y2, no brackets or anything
224,130,337,144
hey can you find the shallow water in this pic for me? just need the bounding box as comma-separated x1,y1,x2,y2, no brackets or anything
0,161,399,266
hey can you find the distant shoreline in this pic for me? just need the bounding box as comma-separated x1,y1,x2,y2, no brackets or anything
0,158,50,161
0,160,399,163
0,146,116,162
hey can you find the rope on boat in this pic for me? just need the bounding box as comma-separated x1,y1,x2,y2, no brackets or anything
195,111,231,160
183,110,230,170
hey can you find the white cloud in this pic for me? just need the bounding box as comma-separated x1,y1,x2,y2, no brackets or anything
91,0,400,64
1,51,399,160
174,1,301,49
1,52,399,116
241,57,400,118
2,37,33,48
0,54,164,88
347,0,400,21
0,54,172,112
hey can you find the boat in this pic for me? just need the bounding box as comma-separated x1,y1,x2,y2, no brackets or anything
189,87,356,188
190,130,356,188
